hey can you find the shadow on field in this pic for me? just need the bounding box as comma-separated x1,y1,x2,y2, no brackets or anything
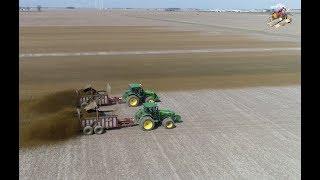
20,90,81,148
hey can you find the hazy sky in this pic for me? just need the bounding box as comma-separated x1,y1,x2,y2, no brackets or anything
20,0,301,9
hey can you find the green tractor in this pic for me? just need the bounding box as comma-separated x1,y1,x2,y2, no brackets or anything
134,102,182,131
122,83,160,107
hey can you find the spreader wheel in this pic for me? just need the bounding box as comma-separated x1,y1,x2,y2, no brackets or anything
83,126,93,135
94,125,104,135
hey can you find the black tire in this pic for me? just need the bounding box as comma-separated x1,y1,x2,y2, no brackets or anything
94,125,104,135
127,95,140,107
145,96,155,103
162,118,175,129
139,116,155,131
83,126,93,135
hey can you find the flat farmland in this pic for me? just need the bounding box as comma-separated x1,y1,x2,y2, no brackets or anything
19,26,300,99
20,86,301,179
19,9,301,179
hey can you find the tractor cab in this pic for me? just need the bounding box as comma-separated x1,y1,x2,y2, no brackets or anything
134,102,182,131
128,83,144,96
143,102,159,114
142,102,160,120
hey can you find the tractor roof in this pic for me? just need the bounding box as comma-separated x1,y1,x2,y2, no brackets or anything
143,102,158,108
129,83,142,88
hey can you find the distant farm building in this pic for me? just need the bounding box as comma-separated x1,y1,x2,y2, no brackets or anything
19,7,31,12
165,8,181,11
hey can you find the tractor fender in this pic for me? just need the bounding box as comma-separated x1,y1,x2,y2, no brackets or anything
126,93,140,100
161,113,182,123
172,114,182,123
144,91,160,100
153,93,160,101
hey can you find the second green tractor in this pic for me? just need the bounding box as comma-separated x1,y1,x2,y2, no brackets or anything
122,83,160,107
134,102,182,131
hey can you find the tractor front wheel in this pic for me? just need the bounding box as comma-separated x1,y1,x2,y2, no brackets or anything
162,118,175,129
145,96,155,103
127,95,140,107
140,116,155,131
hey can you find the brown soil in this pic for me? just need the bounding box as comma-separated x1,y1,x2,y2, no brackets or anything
20,51,300,99
19,26,300,148
20,90,80,148
19,26,298,53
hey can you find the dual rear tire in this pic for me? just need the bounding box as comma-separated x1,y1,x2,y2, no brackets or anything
139,116,155,131
127,95,140,107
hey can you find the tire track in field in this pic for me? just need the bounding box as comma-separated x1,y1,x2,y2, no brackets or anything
20,47,300,58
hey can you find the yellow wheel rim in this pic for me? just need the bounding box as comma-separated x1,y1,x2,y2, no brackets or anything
143,120,154,130
129,98,138,106
166,122,174,129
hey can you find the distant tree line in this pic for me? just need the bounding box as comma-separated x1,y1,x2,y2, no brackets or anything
19,5,76,12
165,8,181,11
19,5,42,12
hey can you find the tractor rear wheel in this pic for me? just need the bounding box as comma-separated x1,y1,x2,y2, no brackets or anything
127,95,140,107
83,126,93,135
140,116,155,131
94,125,104,134
145,96,155,103
162,118,175,129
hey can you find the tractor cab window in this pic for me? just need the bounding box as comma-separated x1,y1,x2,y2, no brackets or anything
145,106,157,113
150,106,159,117
153,106,158,112
145,107,151,113
149,106,158,114
132,87,143,95
131,87,137,93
